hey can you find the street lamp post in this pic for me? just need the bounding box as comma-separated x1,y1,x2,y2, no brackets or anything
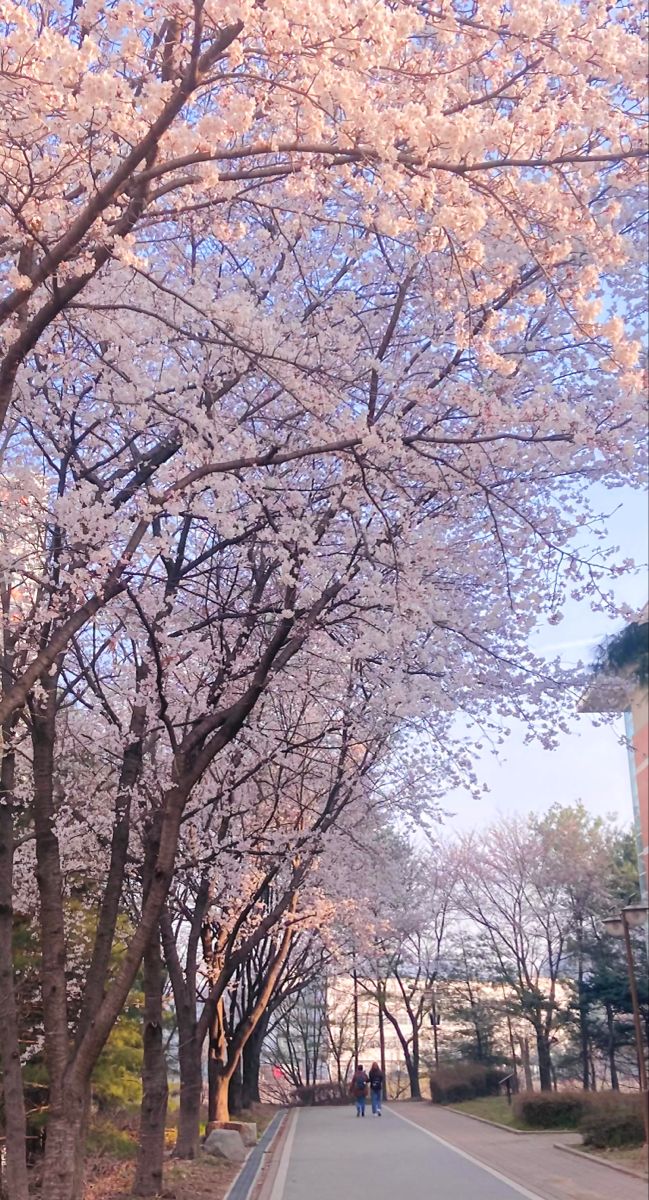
602,902,649,1149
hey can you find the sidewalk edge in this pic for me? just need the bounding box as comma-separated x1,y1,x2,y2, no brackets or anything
553,1141,648,1181
223,1110,287,1200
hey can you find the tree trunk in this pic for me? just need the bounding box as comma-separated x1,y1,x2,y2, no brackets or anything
399,1038,421,1100
161,885,209,1162
175,1027,203,1158
229,1060,243,1114
409,1026,422,1099
519,1036,534,1091
241,1017,266,1108
535,1025,553,1092
133,923,168,1196
378,995,388,1101
208,999,229,1123
576,932,590,1090
0,730,30,1200
606,1002,620,1090
210,1066,231,1124
77,692,146,1043
589,1044,597,1091
33,678,90,1200
505,1015,520,1094
39,1086,90,1200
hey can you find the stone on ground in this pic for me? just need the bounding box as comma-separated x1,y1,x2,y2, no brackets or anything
203,1128,247,1163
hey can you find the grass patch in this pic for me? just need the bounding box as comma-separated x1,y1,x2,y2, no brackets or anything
581,1145,648,1176
448,1096,530,1129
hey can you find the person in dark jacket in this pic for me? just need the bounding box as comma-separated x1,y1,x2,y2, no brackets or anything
368,1062,383,1115
350,1063,369,1116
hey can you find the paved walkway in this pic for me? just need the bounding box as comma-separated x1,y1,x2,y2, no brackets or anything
394,1102,647,1200
266,1103,647,1200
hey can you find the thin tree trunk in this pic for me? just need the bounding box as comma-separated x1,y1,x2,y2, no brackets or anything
383,1004,421,1099
0,727,30,1200
208,999,228,1124
535,1025,553,1092
133,810,169,1200
228,1060,243,1115
378,992,387,1100
519,1036,534,1091
133,921,168,1196
576,928,590,1090
505,1015,519,1093
161,891,207,1160
77,693,146,1043
588,1043,597,1091
241,1016,267,1108
175,1028,203,1158
406,1053,422,1099
606,1002,620,1090
32,678,90,1200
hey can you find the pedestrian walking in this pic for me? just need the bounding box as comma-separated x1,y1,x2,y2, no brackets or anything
368,1062,383,1115
350,1063,369,1117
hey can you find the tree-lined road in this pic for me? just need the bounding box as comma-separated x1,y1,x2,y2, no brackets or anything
267,1105,647,1200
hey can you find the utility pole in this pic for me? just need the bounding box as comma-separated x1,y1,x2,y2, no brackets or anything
603,904,648,1151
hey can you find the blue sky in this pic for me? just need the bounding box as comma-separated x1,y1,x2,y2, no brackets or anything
445,485,648,833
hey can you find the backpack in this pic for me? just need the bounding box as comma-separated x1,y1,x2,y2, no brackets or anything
354,1072,368,1097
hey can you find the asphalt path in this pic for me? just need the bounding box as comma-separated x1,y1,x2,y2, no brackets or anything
271,1105,551,1199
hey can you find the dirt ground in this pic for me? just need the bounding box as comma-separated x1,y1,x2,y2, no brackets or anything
83,1154,238,1200
82,1105,280,1200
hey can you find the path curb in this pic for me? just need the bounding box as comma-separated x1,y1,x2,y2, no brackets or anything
445,1107,572,1136
223,1110,286,1200
553,1141,648,1181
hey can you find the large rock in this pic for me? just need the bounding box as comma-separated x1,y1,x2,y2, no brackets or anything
205,1120,257,1147
203,1128,247,1163
233,1122,257,1147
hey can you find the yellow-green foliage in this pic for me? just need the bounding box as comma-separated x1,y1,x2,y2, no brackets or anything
87,1118,138,1160
92,1001,144,1111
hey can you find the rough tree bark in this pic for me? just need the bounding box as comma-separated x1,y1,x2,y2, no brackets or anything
228,1060,244,1115
241,1015,268,1108
0,721,30,1200
175,1027,204,1157
160,880,210,1160
76,691,146,1043
133,922,168,1197
534,1023,553,1092
33,675,91,1200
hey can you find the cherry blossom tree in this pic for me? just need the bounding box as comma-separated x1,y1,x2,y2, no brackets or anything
457,817,573,1091
1,4,648,1199
359,837,458,1098
161,670,394,1157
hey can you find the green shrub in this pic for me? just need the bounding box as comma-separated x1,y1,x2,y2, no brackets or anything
430,1063,505,1105
513,1091,588,1129
86,1119,138,1160
580,1094,645,1149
